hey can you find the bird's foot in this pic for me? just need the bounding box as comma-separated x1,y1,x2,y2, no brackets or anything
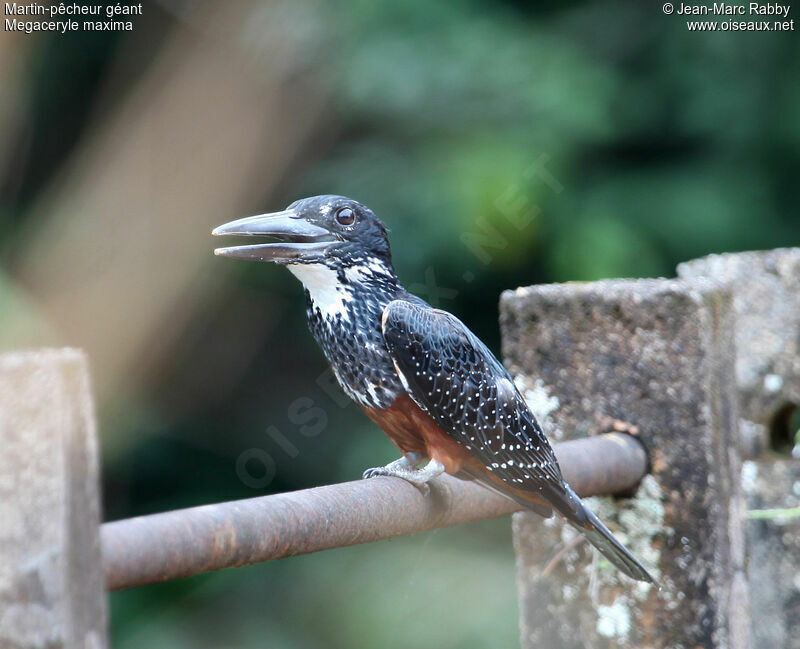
362,452,423,479
362,456,445,495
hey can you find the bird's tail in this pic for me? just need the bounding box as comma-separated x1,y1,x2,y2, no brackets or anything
460,467,656,583
551,484,657,584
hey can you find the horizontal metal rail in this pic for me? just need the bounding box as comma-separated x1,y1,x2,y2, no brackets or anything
101,432,647,590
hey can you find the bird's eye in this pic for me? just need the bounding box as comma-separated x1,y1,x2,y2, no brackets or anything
335,207,356,226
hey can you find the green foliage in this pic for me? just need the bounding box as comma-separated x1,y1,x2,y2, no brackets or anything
301,0,799,296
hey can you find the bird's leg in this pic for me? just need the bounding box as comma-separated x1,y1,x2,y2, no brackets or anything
362,455,445,493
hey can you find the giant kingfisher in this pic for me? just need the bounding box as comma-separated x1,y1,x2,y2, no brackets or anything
213,194,654,583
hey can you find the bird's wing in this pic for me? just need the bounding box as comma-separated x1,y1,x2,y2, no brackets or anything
381,299,658,583
380,299,565,497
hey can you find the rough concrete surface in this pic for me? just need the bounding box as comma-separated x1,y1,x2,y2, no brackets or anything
678,249,800,434
681,249,800,649
741,460,800,649
501,278,747,649
0,349,107,649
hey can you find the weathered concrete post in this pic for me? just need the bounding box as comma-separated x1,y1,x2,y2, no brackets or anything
0,350,108,649
500,279,747,649
680,249,800,649
678,249,800,437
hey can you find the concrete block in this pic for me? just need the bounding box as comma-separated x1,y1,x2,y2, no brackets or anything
680,249,800,649
741,460,800,649
678,248,800,443
500,279,747,649
0,349,107,649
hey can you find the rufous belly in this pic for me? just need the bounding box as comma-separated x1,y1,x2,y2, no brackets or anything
361,393,473,475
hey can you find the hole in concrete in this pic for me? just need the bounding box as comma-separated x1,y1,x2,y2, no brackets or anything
769,403,800,458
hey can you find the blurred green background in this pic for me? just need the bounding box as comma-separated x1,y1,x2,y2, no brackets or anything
1,1,798,647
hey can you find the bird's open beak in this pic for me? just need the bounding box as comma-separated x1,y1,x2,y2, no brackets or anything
212,210,338,263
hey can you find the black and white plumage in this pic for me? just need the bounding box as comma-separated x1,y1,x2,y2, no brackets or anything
289,260,406,409
382,301,561,484
213,194,656,584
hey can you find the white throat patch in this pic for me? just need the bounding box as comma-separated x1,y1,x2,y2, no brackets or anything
288,263,353,320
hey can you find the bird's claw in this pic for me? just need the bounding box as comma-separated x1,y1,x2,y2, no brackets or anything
413,481,431,497
362,465,431,495
361,457,444,497
362,466,389,480
362,455,418,481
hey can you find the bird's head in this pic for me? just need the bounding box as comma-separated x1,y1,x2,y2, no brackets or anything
212,195,392,269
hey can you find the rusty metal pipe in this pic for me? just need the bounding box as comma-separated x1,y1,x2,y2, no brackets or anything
101,432,647,590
